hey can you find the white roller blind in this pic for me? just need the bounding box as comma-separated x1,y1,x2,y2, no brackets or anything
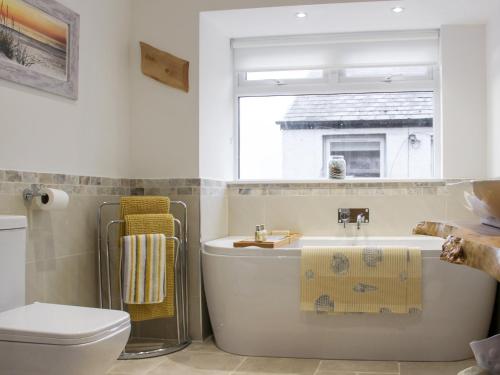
232,30,439,72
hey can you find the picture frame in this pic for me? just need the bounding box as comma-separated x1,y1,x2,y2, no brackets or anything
0,0,79,99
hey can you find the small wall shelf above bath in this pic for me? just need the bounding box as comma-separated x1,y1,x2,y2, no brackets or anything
413,221,500,281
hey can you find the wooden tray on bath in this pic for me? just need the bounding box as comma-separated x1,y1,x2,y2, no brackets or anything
234,233,302,249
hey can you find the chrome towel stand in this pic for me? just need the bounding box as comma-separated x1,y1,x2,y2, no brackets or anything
97,201,190,359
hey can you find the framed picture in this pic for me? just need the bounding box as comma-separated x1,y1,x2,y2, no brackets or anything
0,0,79,99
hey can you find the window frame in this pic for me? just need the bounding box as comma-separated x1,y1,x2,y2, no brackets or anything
323,134,387,178
234,64,441,180
338,65,434,84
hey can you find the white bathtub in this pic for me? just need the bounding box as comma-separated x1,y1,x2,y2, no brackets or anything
202,236,497,361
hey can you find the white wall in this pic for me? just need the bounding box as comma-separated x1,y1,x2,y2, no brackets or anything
281,128,433,179
440,25,487,179
0,0,132,178
199,15,234,180
487,4,500,178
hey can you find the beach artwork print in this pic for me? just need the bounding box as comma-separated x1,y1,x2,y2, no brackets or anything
0,0,67,79
0,0,79,99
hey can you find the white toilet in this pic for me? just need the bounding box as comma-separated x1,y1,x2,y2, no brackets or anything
0,215,131,375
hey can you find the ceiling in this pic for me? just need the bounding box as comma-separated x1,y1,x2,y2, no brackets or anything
202,0,497,38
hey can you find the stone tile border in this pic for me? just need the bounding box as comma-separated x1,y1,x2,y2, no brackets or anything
228,180,451,189
0,169,227,196
0,169,130,187
131,178,227,196
228,180,466,196
0,169,464,197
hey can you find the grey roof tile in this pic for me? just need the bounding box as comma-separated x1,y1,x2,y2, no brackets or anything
278,92,434,123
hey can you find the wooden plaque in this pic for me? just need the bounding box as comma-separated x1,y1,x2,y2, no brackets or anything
140,42,189,92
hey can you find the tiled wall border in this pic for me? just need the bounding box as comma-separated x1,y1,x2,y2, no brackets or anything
0,170,130,196
228,180,465,196
0,169,464,197
0,169,228,197
130,178,227,197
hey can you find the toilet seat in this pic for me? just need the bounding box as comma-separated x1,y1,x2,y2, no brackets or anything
0,303,130,345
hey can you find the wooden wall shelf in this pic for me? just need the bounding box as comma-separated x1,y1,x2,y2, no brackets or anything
413,221,500,281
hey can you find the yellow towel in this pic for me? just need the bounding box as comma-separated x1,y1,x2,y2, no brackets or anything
120,196,170,237
120,195,175,321
300,246,422,314
121,234,167,305
120,196,170,219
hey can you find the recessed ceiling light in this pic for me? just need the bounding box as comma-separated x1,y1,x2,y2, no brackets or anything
295,12,307,19
392,6,405,13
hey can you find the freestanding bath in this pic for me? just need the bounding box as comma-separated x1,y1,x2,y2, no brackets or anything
202,236,497,361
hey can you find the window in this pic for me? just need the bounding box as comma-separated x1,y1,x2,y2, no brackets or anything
234,31,440,180
325,135,386,178
239,92,436,180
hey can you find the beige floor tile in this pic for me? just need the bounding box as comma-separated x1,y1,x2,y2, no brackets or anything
107,356,167,374
319,360,399,373
235,357,320,375
166,351,244,372
399,360,476,375
456,366,490,375
147,359,233,375
187,338,221,353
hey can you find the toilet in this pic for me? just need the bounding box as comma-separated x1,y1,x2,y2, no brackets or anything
0,215,131,375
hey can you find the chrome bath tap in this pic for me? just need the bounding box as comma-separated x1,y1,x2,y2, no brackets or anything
337,208,369,229
356,213,365,230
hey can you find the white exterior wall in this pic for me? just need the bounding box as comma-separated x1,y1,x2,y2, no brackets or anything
282,128,433,179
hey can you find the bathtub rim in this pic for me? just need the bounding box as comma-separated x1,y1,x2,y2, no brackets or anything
203,235,445,258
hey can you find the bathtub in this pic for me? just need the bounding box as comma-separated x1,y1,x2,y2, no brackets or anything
202,236,497,361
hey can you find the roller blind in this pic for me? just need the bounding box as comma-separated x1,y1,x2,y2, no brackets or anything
232,30,439,72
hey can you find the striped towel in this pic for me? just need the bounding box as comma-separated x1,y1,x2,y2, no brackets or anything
301,246,422,314
121,234,167,305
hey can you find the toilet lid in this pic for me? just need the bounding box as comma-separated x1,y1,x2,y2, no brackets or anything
0,303,130,345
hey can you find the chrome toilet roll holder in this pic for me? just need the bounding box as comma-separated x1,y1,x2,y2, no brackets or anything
22,184,49,203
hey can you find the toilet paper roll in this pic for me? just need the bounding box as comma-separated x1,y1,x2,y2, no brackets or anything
35,188,69,211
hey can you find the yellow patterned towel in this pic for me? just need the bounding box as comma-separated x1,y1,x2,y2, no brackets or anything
120,195,175,321
301,247,422,314
124,214,175,321
121,234,167,305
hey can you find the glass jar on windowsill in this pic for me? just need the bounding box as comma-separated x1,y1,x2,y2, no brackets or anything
328,155,346,179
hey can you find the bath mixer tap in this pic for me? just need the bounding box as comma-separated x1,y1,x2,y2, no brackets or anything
339,211,350,228
356,214,365,230
338,208,370,228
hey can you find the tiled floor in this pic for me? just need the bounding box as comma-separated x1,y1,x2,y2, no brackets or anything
107,339,477,375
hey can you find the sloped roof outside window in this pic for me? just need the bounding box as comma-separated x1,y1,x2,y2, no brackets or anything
275,91,433,130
